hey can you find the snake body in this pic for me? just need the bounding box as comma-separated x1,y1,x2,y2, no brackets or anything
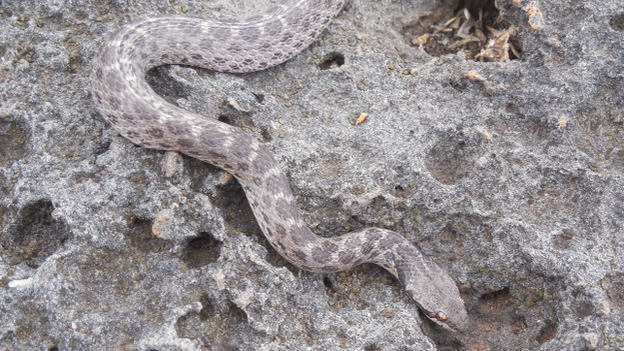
91,0,468,331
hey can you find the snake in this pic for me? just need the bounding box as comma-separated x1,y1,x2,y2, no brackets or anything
90,0,469,332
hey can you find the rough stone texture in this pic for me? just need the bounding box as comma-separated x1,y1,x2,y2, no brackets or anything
0,0,623,350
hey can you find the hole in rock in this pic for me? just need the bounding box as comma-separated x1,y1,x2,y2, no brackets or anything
199,293,216,322
1,199,71,268
126,216,172,254
323,276,335,292
394,185,405,197
320,52,345,70
402,0,522,61
537,320,557,344
176,293,252,348
253,92,265,103
183,231,222,268
611,13,624,31
425,135,476,185
217,115,232,125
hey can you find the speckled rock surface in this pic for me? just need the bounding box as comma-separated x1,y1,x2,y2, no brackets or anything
1,0,624,350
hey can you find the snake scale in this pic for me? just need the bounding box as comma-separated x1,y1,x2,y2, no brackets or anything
91,0,468,331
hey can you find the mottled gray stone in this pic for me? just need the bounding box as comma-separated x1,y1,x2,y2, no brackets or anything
1,0,623,350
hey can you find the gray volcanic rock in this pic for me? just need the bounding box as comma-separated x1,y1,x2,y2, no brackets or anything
1,0,624,350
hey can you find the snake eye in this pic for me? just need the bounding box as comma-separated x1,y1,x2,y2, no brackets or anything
436,312,448,322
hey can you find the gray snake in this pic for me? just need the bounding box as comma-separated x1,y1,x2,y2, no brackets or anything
90,0,469,331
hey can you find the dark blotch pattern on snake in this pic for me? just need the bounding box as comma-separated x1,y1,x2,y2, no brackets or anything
90,0,469,331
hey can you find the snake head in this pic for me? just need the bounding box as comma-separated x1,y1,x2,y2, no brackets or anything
399,258,469,332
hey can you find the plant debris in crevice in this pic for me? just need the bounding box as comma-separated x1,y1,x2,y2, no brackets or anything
403,2,522,62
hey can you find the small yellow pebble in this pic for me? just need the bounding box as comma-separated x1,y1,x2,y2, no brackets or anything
355,113,368,124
